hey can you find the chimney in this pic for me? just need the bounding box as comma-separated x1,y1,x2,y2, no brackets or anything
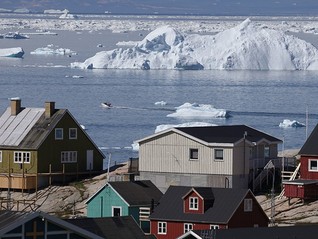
10,98,22,116
45,101,55,118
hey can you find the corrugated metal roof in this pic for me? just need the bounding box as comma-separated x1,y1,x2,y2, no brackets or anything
0,108,44,146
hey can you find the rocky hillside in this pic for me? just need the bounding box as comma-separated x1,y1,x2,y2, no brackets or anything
1,158,318,226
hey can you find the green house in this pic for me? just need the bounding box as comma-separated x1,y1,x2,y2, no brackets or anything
86,180,162,233
0,98,105,191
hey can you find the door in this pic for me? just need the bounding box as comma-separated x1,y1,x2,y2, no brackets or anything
86,150,93,170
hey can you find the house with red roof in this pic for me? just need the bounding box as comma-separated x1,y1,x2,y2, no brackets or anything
149,186,268,239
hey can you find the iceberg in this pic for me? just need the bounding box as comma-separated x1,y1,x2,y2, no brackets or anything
3,32,29,39
155,122,216,133
30,45,77,56
0,47,24,58
167,103,229,119
59,9,78,19
71,19,318,70
279,119,306,128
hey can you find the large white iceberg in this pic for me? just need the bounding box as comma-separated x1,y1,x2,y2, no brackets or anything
155,122,216,133
167,103,229,119
71,18,318,70
0,47,24,58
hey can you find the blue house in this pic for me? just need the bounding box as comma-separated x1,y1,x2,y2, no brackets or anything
86,180,162,233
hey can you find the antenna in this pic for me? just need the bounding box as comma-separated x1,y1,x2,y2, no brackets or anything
106,153,111,183
306,106,309,139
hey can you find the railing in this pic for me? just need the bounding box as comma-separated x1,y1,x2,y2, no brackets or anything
253,160,275,191
277,163,301,199
250,157,297,170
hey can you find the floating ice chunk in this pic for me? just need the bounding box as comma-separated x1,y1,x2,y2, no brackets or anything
279,119,306,128
31,45,77,56
0,47,24,58
155,122,216,133
154,101,167,106
131,142,139,151
167,102,229,119
72,75,84,78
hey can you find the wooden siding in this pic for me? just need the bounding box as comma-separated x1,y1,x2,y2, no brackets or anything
38,112,104,174
284,183,318,199
228,191,268,228
232,141,249,176
87,186,129,218
183,191,204,214
300,156,318,180
151,221,225,239
139,132,233,175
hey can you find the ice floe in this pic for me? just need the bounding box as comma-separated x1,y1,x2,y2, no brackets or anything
279,119,306,128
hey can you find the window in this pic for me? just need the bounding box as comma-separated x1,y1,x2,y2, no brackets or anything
214,149,224,160
55,128,63,140
112,206,122,216
158,222,167,235
264,146,270,158
0,151,2,162
244,198,253,212
61,151,77,163
189,148,198,160
69,128,77,139
14,152,31,164
189,197,198,210
210,225,219,230
309,159,318,171
184,223,193,233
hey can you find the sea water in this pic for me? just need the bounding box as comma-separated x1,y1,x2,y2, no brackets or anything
1,23,318,166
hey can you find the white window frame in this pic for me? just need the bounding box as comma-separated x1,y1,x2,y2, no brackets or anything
210,225,219,230
61,151,77,163
244,198,253,212
189,197,198,210
14,152,31,164
309,159,318,172
0,151,2,162
55,128,63,140
111,206,122,216
264,146,270,158
189,148,199,160
214,149,224,161
184,223,193,233
69,128,77,139
158,221,167,235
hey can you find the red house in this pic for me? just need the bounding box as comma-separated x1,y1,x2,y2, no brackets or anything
149,186,268,239
283,123,318,200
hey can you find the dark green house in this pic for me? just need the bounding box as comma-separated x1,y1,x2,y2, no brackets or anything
0,98,105,191
86,180,162,233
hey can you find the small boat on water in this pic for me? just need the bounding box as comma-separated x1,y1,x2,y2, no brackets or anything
101,102,112,108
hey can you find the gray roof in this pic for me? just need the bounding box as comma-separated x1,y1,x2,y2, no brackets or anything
109,180,163,206
0,211,104,238
175,125,281,144
150,186,250,224
0,107,66,150
187,225,318,239
67,216,155,239
299,123,318,156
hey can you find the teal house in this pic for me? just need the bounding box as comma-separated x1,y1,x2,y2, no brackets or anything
86,180,162,233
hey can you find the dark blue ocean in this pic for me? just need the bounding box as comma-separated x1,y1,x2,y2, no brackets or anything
1,24,318,166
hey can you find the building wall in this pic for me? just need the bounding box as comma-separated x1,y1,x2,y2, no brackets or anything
139,171,243,193
184,191,204,214
151,221,226,239
87,186,129,218
228,191,268,228
139,132,234,175
300,156,318,180
38,112,104,174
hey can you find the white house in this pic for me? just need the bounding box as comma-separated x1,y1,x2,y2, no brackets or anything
136,125,282,192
